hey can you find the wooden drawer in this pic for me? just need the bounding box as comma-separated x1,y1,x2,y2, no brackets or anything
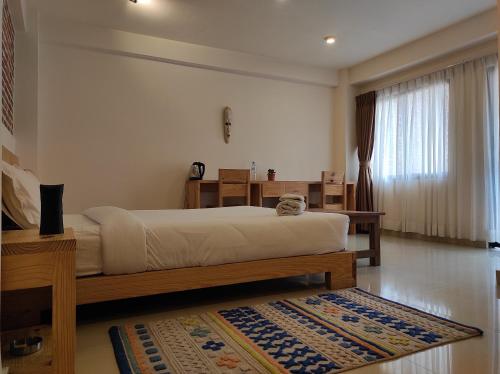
221,184,248,197
324,203,344,211
284,182,308,197
262,182,285,197
325,184,344,196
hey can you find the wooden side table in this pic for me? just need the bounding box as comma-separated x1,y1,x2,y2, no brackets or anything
1,229,76,374
309,209,385,266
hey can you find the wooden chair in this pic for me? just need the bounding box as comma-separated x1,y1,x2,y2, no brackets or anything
218,169,251,207
321,171,347,211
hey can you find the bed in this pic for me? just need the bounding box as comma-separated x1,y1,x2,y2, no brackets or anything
2,146,357,305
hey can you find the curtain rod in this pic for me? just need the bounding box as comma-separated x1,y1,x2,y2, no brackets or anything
359,52,498,94
443,52,497,70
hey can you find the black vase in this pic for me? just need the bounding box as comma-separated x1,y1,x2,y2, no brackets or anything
39,184,64,236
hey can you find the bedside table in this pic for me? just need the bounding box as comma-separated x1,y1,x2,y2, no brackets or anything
2,229,76,374
309,210,385,266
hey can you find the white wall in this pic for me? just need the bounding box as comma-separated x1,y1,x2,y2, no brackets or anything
27,9,497,214
1,125,15,152
39,17,338,88
332,69,357,181
349,8,497,85
37,42,336,212
356,39,497,94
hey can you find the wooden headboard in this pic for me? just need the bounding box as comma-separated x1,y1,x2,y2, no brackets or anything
2,145,19,166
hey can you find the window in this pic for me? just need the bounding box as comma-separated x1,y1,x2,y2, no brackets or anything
372,56,499,242
373,75,449,179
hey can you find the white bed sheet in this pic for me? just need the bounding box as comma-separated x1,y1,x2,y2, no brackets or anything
67,206,349,276
64,214,103,276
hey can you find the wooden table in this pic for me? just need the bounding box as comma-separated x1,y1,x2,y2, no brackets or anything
310,210,385,266
185,180,356,209
2,229,76,374
185,180,357,233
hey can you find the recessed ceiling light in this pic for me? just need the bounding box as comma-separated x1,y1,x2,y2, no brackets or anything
323,36,336,45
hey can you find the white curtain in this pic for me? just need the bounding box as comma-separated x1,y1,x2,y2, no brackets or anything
485,62,500,243
373,55,499,242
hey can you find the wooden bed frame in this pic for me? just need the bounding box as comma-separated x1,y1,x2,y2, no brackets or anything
76,252,356,305
2,146,357,306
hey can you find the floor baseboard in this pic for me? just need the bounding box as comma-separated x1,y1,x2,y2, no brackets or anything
381,229,486,248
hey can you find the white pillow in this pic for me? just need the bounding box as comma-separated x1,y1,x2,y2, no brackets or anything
2,161,41,228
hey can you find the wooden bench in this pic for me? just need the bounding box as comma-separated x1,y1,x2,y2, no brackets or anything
310,209,385,266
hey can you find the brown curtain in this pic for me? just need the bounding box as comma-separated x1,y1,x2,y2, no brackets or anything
355,91,376,218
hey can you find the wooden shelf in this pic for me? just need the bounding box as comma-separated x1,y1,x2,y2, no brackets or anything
2,230,76,374
1,325,52,374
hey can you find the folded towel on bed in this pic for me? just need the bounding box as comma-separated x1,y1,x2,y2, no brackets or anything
276,201,306,216
279,193,305,203
276,194,306,216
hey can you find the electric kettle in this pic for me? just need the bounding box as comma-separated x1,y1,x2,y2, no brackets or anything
189,162,205,180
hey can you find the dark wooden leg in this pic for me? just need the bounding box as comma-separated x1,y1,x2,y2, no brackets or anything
369,218,381,266
325,272,332,289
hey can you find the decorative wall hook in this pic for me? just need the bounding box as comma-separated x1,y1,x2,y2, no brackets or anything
223,107,232,144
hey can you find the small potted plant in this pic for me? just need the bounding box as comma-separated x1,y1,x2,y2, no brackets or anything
267,169,276,181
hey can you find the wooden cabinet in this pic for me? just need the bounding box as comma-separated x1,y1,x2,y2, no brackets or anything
324,184,344,196
185,179,357,234
261,182,309,198
1,230,76,374
261,182,309,206
186,180,354,207
284,182,309,196
220,184,248,197
262,182,286,197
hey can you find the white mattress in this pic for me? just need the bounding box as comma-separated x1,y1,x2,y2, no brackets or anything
64,214,102,276
66,207,349,276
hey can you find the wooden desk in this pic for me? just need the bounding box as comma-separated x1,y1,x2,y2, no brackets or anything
310,210,385,266
185,180,356,233
1,230,76,374
185,180,355,209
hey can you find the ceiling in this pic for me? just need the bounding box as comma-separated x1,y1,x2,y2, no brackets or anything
27,0,495,69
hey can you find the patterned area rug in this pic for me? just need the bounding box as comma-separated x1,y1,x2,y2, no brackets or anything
109,288,482,373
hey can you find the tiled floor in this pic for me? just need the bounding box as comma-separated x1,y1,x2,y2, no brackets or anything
76,235,500,373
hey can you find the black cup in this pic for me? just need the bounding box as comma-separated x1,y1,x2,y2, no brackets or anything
39,184,64,236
